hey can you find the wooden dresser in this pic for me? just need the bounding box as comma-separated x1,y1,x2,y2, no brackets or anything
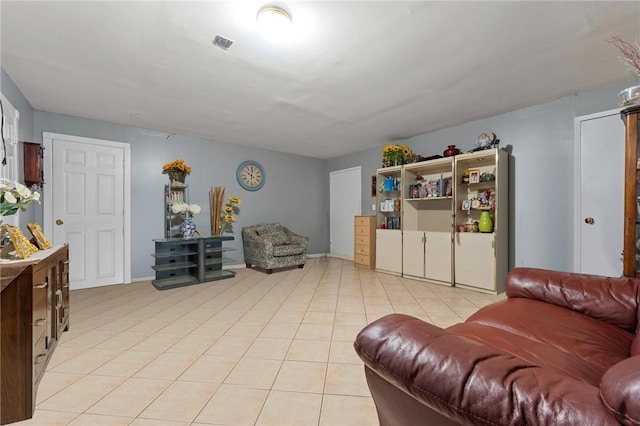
354,216,376,268
1,245,70,425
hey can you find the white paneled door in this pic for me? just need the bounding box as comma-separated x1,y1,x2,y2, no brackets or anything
575,110,624,277
44,133,130,290
329,167,361,260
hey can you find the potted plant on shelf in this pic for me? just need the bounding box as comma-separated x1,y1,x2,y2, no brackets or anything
162,159,193,185
610,36,640,107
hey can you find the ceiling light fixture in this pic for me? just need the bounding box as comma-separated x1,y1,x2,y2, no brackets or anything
257,5,292,44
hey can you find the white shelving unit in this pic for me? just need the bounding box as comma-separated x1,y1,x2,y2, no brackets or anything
375,165,403,275
402,158,454,286
374,148,508,294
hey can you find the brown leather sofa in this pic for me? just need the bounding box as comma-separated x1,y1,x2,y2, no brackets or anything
354,268,640,425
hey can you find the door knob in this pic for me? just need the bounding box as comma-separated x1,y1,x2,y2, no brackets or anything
55,219,64,225
584,217,595,225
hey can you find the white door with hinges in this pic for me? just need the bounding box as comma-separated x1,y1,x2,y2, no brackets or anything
574,109,624,277
44,133,130,289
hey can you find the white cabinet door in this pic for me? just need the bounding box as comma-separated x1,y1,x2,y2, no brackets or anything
455,233,495,291
425,231,452,284
403,231,425,278
376,230,403,274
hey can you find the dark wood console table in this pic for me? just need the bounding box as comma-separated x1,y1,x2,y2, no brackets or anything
1,245,70,424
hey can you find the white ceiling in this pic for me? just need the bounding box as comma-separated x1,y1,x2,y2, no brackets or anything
2,1,639,159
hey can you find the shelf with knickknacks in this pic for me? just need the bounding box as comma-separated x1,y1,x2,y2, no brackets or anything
152,162,240,290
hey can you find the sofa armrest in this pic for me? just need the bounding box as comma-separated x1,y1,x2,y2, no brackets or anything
600,356,640,425
354,314,618,426
506,267,640,333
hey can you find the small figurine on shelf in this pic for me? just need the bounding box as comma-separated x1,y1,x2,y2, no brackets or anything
470,133,500,152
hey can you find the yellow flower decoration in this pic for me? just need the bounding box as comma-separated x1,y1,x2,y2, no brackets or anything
162,159,193,174
382,144,413,165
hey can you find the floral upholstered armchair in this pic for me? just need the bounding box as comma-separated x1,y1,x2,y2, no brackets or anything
242,223,308,274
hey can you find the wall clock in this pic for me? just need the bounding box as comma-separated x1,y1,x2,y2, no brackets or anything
236,160,265,191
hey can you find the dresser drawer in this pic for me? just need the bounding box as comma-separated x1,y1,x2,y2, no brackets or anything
355,216,374,226
355,225,371,236
354,254,370,266
32,334,48,385
355,235,370,246
32,280,48,340
355,244,370,256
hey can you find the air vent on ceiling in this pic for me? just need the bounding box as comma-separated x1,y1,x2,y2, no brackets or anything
213,35,234,50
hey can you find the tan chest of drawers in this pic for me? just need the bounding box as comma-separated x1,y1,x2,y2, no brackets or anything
354,216,376,268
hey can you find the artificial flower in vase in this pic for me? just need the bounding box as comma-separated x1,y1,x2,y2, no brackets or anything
0,178,41,256
171,203,201,238
209,186,242,236
381,144,413,167
0,178,40,217
610,36,640,107
162,159,193,185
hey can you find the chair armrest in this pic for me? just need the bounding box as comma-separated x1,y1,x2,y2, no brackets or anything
354,314,618,426
285,229,309,248
506,268,640,333
600,356,640,425
242,234,274,255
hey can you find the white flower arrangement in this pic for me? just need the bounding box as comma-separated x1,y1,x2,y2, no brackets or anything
0,178,40,216
170,203,201,216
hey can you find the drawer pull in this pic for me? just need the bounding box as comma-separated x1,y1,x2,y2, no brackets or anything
34,282,47,289
34,318,46,327
35,354,47,364
56,289,63,309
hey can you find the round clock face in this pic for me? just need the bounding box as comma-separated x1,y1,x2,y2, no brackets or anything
237,161,265,191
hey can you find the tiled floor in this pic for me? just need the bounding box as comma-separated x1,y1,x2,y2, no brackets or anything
17,257,505,425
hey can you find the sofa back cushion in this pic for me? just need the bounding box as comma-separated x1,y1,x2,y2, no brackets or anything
265,230,289,246
454,298,634,386
254,223,290,246
506,267,640,334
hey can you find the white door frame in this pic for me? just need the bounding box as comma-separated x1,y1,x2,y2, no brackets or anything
573,107,623,273
43,132,131,284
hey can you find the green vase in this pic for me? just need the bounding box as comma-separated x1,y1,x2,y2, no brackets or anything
478,211,493,233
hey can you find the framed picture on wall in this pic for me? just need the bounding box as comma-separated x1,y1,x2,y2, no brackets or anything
371,175,377,197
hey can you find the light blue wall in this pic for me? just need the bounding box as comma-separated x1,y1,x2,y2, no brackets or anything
3,62,635,277
31,111,328,279
327,80,635,273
